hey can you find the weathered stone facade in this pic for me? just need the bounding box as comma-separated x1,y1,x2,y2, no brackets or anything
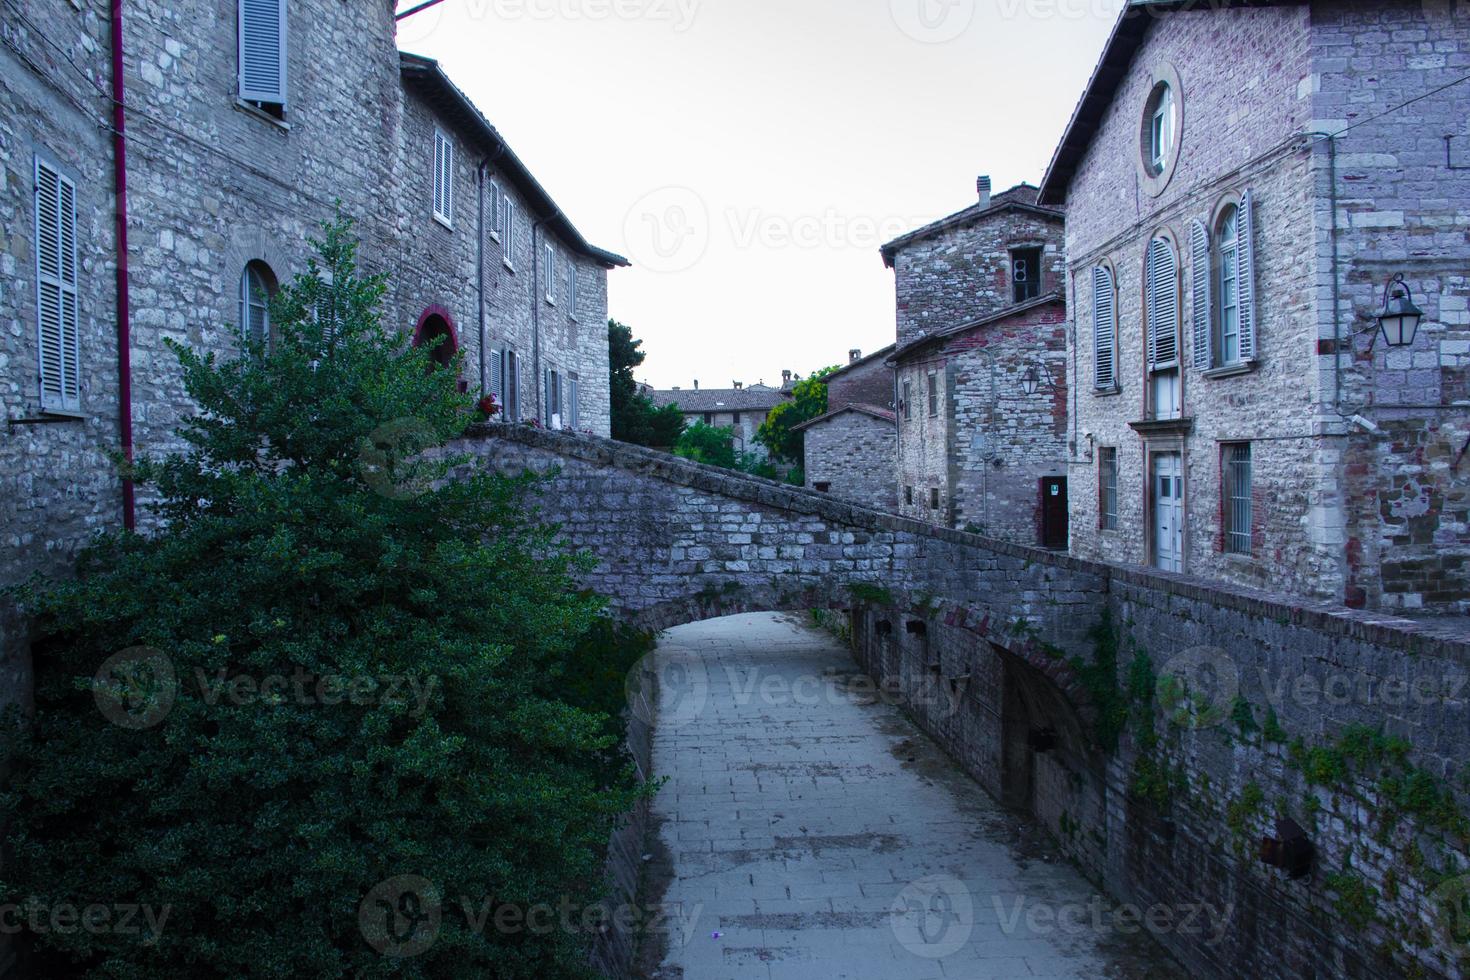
1043,0,1469,615
882,181,1067,349
463,424,1470,980
797,406,897,510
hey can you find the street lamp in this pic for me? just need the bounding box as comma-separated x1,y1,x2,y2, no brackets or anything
1020,364,1059,397
1376,274,1424,349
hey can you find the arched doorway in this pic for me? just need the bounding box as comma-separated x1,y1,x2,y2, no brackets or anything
412,305,459,372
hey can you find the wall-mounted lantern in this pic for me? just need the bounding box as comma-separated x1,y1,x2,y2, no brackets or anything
1376,273,1425,349
1020,363,1061,397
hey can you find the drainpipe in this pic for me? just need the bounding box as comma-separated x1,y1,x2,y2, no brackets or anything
476,158,488,395
110,0,135,531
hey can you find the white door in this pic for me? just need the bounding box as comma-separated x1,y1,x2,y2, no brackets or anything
1153,453,1184,573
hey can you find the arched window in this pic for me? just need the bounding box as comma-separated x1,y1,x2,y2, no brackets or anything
1146,83,1176,176
239,261,277,350
412,306,460,374
1216,204,1241,365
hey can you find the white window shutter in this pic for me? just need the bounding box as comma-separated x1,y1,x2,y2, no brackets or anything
488,349,503,403
1147,238,1178,368
1189,219,1212,371
35,160,80,413
1239,189,1258,362
569,380,579,428
568,265,577,311
1092,266,1115,391
487,183,500,234
510,351,521,420
432,131,453,224
238,0,286,105
545,244,555,300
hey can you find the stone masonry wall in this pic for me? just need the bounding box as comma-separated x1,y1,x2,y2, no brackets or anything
892,206,1065,349
825,352,894,412
802,410,896,511
1308,0,1470,613
1061,5,1337,599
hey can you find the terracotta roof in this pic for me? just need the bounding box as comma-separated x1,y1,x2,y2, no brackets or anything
889,293,1065,363
1036,0,1306,207
880,184,1062,267
649,387,792,413
792,403,897,432
400,54,629,268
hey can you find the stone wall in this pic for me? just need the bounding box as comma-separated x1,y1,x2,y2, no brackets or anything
825,350,894,411
802,410,896,511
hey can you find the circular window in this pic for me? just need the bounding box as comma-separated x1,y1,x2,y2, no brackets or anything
1138,66,1184,196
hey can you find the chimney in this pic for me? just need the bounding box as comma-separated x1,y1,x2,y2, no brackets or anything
977,175,992,209
782,370,792,385
672,386,681,391
849,349,862,364
693,379,699,390
734,381,743,390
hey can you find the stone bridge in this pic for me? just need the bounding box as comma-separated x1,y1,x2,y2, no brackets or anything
455,425,1470,980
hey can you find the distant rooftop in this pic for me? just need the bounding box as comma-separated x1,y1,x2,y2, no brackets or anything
649,385,792,413
880,180,1062,268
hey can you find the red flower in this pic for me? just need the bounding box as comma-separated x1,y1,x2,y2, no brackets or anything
477,395,502,418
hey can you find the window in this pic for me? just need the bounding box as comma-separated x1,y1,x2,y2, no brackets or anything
927,372,938,417
1192,194,1258,371
1223,443,1253,555
1146,82,1176,176
499,349,520,421
1092,265,1116,391
34,158,80,412
488,348,503,405
814,482,831,493
433,129,454,227
502,199,516,265
902,380,912,421
568,377,580,428
1147,237,1181,419
929,487,940,510
544,244,556,303
238,0,286,114
1099,447,1118,531
488,183,502,240
1011,247,1043,303
567,263,578,316
732,411,741,424
545,367,562,424
904,486,914,506
702,412,713,425
239,261,276,351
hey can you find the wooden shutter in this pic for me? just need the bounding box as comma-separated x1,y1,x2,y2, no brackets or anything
1147,238,1178,368
487,183,500,235
569,379,579,428
433,131,453,224
567,265,577,312
1238,189,1257,362
238,0,286,105
35,160,80,412
510,351,521,420
545,245,555,301
1092,266,1115,391
488,349,503,403
1190,220,1212,371
502,199,516,254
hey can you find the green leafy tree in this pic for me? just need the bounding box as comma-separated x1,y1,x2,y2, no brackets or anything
608,319,685,448
755,366,841,465
673,422,738,469
0,216,642,979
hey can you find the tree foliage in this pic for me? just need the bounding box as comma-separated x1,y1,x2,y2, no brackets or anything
754,366,841,465
608,320,684,448
673,422,739,469
0,216,644,979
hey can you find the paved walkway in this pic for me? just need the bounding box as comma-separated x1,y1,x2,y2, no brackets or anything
640,612,1187,980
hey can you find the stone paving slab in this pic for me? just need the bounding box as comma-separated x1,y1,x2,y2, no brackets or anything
639,612,1188,980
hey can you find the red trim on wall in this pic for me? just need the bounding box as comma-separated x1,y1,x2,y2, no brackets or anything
412,304,460,356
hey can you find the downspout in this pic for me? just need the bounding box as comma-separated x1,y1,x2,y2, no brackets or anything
476,158,488,395
110,0,135,531
1305,132,1343,414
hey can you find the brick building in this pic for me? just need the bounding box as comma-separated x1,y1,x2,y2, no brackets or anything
0,0,624,718
1041,0,1469,615
882,180,1070,543
649,378,793,456
797,346,897,509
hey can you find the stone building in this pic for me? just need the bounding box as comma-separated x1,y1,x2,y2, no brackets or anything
797,346,898,509
1040,0,1469,615
0,0,624,721
649,377,793,456
882,180,1070,543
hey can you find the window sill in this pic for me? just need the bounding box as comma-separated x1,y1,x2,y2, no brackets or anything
1221,550,1259,565
234,99,290,130
1092,385,1122,397
545,296,556,307
488,231,501,244
1128,416,1194,438
9,409,86,428
433,214,453,231
502,259,516,274
1202,362,1255,380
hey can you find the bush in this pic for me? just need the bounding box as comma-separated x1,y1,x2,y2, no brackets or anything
0,216,644,978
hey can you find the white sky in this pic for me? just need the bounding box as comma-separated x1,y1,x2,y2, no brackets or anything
396,0,1121,389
